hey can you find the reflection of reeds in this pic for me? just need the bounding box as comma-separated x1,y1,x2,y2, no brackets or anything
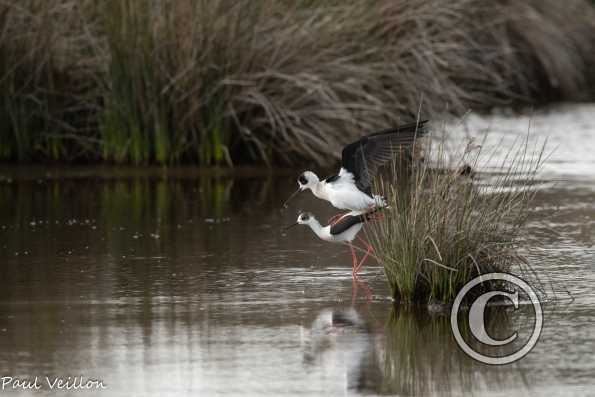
382,308,469,396
368,135,545,304
0,173,275,301
0,175,239,239
0,0,594,165
381,307,512,396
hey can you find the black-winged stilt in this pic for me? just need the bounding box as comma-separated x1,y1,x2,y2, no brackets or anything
283,120,428,221
285,211,377,276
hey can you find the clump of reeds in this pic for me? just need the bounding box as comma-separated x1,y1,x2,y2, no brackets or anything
0,0,593,165
367,134,545,304
0,1,98,161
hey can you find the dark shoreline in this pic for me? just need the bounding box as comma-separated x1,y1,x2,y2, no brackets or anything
2,1,595,166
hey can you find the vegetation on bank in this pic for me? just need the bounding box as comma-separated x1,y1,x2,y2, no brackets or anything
367,136,544,304
1,0,593,166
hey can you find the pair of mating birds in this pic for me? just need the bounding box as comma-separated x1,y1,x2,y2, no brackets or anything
283,120,428,276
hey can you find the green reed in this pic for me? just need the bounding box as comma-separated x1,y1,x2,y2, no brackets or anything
0,0,593,165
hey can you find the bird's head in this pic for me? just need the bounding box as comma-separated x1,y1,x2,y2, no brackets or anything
298,171,319,191
282,171,319,209
284,212,315,231
296,211,315,225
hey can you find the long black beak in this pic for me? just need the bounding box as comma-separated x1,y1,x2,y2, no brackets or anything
283,222,299,232
282,188,302,209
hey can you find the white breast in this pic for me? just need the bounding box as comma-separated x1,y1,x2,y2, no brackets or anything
326,184,375,212
318,168,375,212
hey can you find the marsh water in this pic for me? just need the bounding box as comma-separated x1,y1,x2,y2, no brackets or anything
1,104,595,396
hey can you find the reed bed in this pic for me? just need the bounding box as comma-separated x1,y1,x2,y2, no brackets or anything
367,135,545,304
0,0,593,165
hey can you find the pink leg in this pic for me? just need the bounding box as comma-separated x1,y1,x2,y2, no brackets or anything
354,237,373,274
349,244,359,276
368,212,385,222
361,279,373,303
357,236,370,249
328,212,348,225
352,274,373,303
354,245,372,274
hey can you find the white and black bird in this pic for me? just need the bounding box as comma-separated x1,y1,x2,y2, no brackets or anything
285,211,377,276
283,120,428,219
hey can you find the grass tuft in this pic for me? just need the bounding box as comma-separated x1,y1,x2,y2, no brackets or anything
0,0,593,165
367,133,546,304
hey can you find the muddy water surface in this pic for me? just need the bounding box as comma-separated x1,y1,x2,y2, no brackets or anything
1,105,595,396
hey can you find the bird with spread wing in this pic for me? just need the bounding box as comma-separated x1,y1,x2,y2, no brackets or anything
283,120,428,223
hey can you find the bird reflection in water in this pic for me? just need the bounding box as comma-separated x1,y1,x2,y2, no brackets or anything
302,307,382,394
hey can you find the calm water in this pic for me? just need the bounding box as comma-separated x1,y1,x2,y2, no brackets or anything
1,104,595,396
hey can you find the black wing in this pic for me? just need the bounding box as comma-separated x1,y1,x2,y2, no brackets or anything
341,120,428,194
329,211,376,235
323,174,340,183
